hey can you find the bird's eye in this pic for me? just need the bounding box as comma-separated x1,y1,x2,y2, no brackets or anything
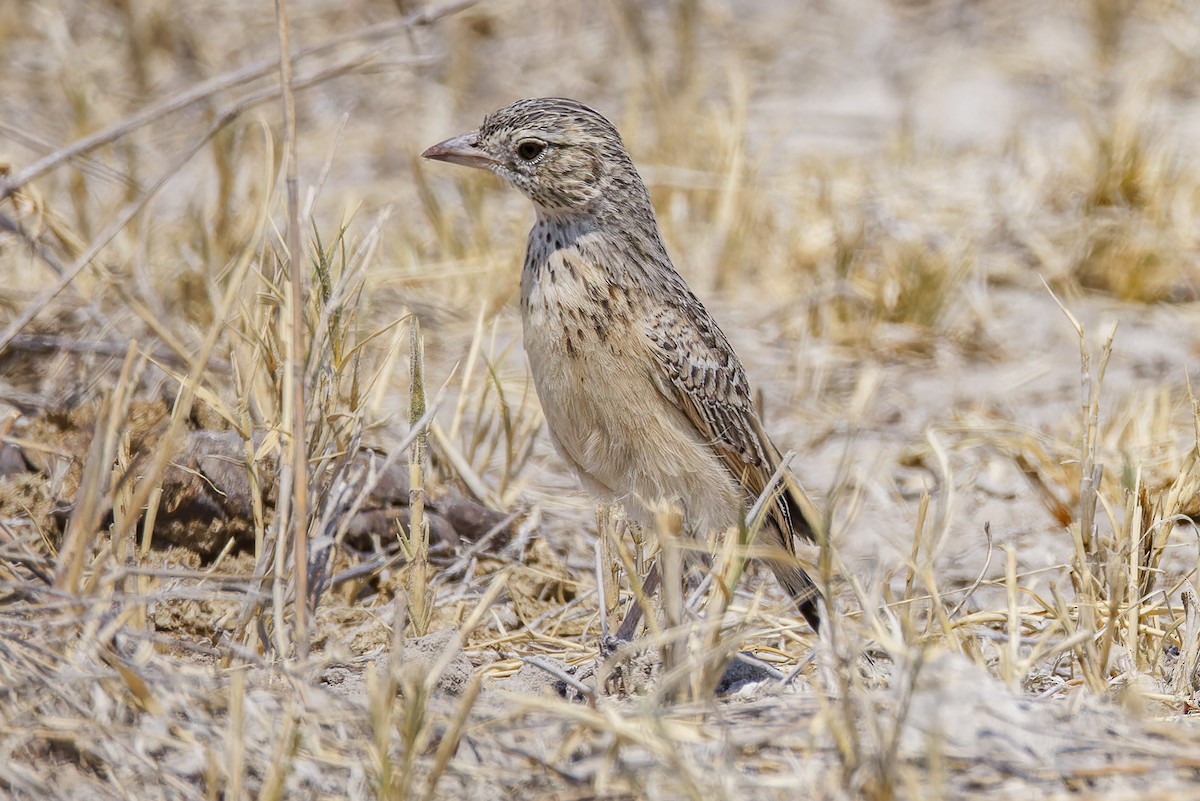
516,140,545,161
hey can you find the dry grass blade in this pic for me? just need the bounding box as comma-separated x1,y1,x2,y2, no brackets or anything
405,317,432,635
273,0,311,660
54,343,144,593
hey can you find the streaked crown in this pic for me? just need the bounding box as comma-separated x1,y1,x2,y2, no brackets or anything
424,97,651,218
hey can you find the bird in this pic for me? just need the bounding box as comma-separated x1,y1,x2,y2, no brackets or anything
423,97,823,629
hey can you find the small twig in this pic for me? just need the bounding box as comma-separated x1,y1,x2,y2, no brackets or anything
0,211,106,333
1,333,229,371
0,123,134,189
782,648,818,685
438,509,521,580
0,522,54,586
520,656,595,702
0,0,475,200
728,650,786,681
945,522,995,621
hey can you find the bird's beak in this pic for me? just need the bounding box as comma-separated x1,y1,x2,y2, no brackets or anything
421,131,496,170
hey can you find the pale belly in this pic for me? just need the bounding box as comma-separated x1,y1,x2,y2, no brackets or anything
522,300,743,537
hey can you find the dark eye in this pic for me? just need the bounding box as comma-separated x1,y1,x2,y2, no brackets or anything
516,140,545,161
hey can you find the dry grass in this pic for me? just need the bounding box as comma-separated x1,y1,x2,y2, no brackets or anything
4,0,1200,799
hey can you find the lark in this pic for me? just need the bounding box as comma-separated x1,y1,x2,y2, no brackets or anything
423,98,822,628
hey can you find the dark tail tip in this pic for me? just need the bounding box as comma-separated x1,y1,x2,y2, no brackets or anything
798,594,821,632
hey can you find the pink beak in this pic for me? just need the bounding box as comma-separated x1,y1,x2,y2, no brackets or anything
421,131,496,170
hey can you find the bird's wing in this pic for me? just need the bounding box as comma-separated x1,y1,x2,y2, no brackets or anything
643,300,817,547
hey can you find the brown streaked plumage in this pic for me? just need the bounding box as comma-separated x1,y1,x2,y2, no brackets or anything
423,97,823,629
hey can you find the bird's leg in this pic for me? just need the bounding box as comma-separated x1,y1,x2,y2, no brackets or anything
684,549,715,603
610,519,708,641
596,504,622,634
614,560,661,641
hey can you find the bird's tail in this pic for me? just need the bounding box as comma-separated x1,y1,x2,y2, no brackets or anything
759,459,825,630
759,519,822,631
744,420,825,629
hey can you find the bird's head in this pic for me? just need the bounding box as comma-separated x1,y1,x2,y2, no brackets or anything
422,98,644,218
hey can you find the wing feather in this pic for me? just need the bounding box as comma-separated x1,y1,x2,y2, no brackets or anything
643,302,818,549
